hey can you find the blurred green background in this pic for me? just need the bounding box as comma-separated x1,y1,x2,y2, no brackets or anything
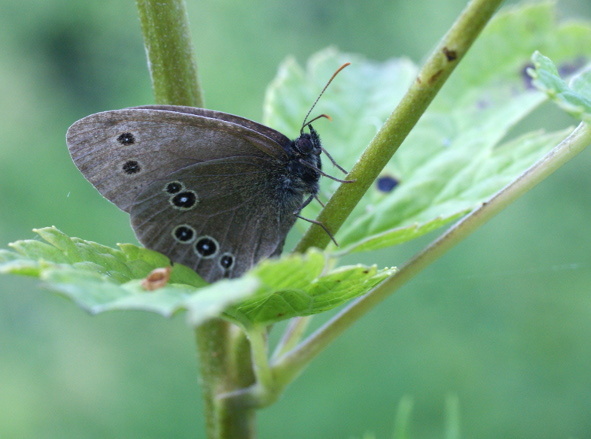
2,0,591,437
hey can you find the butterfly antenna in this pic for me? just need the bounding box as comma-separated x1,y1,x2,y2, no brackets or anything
300,62,350,134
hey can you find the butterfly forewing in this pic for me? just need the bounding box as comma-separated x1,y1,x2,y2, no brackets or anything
133,106,292,148
66,108,288,212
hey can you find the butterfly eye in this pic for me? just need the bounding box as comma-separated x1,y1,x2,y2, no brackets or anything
122,160,141,175
170,190,198,210
194,236,219,259
172,224,196,243
296,136,314,154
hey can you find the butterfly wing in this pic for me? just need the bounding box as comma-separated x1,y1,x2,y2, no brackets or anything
66,107,289,212
130,157,302,282
132,105,291,148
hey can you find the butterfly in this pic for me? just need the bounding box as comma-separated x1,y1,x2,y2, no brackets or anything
66,64,350,283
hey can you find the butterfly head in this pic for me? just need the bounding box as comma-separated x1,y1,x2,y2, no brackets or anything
295,124,322,158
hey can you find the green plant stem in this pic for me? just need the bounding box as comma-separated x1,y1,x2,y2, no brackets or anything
295,0,504,253
135,1,254,437
195,321,256,439
219,0,507,407
274,122,591,385
136,0,203,107
244,326,277,406
271,314,311,361
283,0,505,372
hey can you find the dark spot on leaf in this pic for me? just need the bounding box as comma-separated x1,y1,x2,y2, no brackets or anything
476,99,490,110
520,63,535,90
117,132,135,145
122,160,141,174
376,175,399,193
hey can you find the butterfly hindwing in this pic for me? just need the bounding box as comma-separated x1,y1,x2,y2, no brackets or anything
130,157,302,282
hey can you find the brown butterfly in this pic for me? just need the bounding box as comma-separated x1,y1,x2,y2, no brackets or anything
66,64,350,282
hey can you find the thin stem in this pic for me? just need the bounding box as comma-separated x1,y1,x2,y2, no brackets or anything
295,0,504,253
245,327,275,404
271,316,312,361
283,0,505,371
274,122,591,384
136,0,203,107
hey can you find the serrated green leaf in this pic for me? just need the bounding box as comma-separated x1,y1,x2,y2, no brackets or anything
264,4,591,254
252,249,327,289
529,51,591,121
9,239,70,263
1,229,390,326
571,69,591,99
0,228,255,324
185,276,261,326
337,212,467,255
229,250,395,325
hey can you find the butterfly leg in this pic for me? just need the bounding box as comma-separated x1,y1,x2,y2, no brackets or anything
314,194,325,208
294,194,338,246
294,213,338,246
298,159,355,184
295,193,316,214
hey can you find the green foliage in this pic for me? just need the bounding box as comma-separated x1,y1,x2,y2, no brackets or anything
232,253,393,325
2,1,591,438
2,3,591,330
529,51,591,121
0,227,392,325
392,396,414,439
264,3,591,254
354,395,461,439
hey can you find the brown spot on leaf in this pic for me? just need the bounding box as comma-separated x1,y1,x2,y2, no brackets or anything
141,266,172,291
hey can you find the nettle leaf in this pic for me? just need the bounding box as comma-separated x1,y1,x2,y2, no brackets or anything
1,228,390,325
227,250,395,326
264,3,591,254
529,51,591,121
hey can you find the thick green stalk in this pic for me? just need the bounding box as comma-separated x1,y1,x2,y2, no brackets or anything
195,322,256,439
134,1,252,438
136,0,203,107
